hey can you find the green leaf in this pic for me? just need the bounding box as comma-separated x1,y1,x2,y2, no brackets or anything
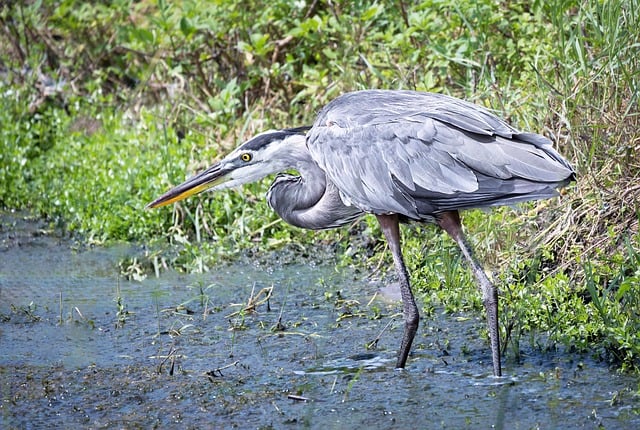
180,16,195,37
360,5,382,22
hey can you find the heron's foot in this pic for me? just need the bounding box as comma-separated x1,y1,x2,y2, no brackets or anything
395,311,419,369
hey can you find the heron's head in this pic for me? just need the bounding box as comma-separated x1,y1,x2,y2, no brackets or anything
147,127,310,208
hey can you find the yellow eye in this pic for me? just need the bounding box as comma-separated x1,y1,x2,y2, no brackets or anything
240,153,252,162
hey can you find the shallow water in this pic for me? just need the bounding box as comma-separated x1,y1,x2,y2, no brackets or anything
1,213,638,429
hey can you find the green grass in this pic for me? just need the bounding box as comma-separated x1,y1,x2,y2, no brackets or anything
1,0,638,371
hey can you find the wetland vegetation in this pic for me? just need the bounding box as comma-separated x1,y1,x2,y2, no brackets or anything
1,0,639,418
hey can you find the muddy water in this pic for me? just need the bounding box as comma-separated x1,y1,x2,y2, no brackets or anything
1,213,638,429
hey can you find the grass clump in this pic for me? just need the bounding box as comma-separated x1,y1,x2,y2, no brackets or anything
0,0,638,370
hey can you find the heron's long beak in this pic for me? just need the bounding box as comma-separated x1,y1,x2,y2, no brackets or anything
147,164,228,208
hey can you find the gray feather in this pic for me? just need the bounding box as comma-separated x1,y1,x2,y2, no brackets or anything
308,90,574,220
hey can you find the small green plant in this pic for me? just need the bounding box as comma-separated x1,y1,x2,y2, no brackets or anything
342,367,363,403
10,302,41,323
114,279,129,328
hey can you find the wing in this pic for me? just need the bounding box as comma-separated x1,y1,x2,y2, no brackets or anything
307,90,574,219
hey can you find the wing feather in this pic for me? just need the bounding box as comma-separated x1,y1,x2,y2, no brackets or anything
307,90,574,219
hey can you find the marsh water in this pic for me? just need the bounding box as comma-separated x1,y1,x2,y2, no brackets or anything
1,213,638,429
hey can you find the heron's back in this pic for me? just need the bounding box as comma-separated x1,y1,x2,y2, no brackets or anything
307,90,575,220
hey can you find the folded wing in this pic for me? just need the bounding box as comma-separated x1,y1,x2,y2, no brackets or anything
307,90,574,220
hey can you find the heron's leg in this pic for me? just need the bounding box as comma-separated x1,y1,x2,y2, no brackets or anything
437,211,502,377
376,214,419,369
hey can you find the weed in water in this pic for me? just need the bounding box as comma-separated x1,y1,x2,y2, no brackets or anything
342,367,363,403
114,278,129,328
10,302,41,323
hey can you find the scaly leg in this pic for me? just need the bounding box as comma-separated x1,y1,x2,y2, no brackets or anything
437,211,502,377
376,214,419,369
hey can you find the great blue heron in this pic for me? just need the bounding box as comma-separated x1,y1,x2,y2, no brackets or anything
148,90,575,377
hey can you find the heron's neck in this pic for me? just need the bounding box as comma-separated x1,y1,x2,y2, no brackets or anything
267,153,362,230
